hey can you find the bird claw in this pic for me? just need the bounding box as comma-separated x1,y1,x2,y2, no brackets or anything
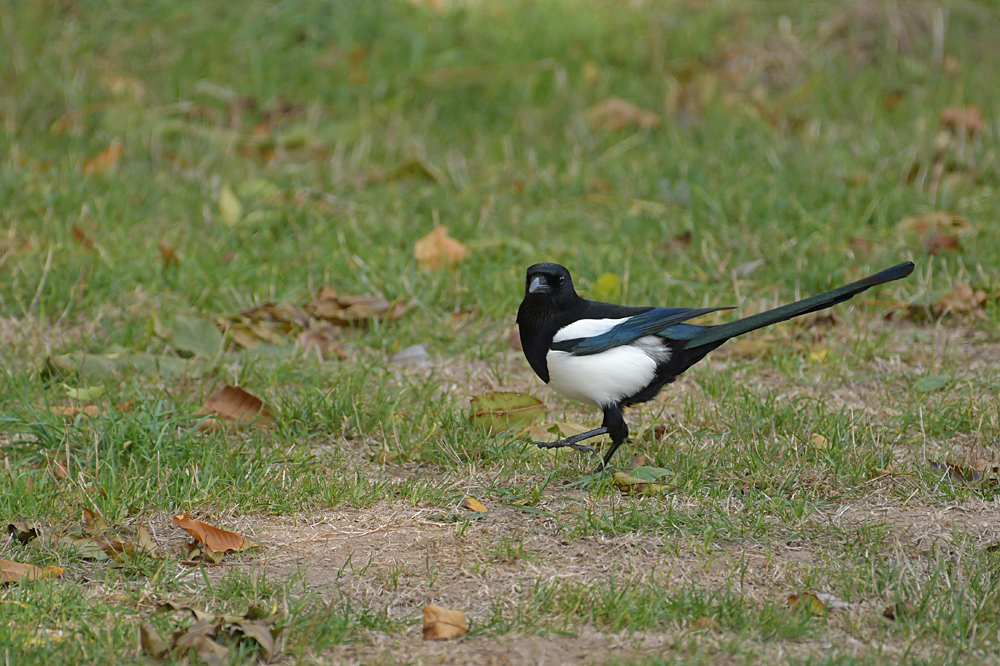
533,440,595,454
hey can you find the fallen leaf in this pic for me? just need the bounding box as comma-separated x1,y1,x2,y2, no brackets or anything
883,601,917,621
159,238,179,268
587,98,661,132
388,343,429,365
612,467,671,495
139,623,170,659
469,392,546,430
63,384,104,401
848,236,873,255
808,347,829,363
664,231,693,253
135,524,159,556
83,508,109,534
414,226,470,269
50,405,101,419
923,233,961,255
197,385,274,430
787,592,828,617
929,461,996,488
296,330,346,359
895,211,971,237
1,560,65,584
189,635,229,666
422,604,467,640
171,315,224,358
810,433,829,450
7,520,39,545
71,225,94,248
933,284,988,317
219,184,243,227
690,616,721,631
84,140,123,176
172,513,257,553
460,497,487,513
940,105,985,136
629,454,651,468
914,374,949,393
589,273,622,302
306,290,406,327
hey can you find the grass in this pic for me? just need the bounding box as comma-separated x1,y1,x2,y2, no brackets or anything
2,0,1000,664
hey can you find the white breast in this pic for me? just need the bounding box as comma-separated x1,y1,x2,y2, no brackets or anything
545,337,670,407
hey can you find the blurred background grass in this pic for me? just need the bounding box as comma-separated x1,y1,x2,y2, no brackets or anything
2,0,998,354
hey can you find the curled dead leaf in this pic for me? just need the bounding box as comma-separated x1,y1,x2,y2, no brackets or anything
460,497,487,513
197,385,274,431
923,232,961,255
8,520,39,545
883,601,917,621
940,105,985,136
1,560,65,584
414,226,470,269
84,140,123,176
933,284,988,317
422,604,467,640
172,513,257,554
587,98,661,132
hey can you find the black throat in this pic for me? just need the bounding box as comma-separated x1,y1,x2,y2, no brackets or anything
516,294,583,384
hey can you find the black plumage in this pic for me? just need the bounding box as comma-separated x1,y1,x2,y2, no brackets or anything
516,261,915,470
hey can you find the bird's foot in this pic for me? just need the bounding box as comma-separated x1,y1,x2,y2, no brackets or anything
534,440,595,453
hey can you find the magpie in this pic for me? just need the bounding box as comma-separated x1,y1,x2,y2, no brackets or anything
516,260,915,470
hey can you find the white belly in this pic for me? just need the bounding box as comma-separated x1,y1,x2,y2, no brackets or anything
545,342,662,407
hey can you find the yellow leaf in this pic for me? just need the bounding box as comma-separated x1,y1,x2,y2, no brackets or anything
787,592,828,617
422,604,467,640
219,184,243,227
63,384,105,401
808,347,828,363
460,496,487,513
414,226,470,269
810,433,828,450
83,141,123,176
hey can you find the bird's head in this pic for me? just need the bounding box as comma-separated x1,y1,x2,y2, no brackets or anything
523,263,578,310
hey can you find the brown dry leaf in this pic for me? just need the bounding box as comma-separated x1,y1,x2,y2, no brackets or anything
83,508,109,534
297,330,347,359
84,140,123,176
197,385,274,431
923,233,961,255
663,231,693,253
587,98,661,133
629,454,651,468
690,616,721,631
933,284,988,317
940,105,985,136
172,513,257,553
71,225,94,248
848,236,873,256
50,405,101,420
1,560,65,584
895,211,971,237
414,226,470,270
159,238,179,267
612,471,667,496
306,290,406,327
139,623,170,659
8,520,39,545
422,604,467,640
460,497,487,513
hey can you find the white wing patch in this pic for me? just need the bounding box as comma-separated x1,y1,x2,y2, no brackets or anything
552,317,628,343
546,340,669,407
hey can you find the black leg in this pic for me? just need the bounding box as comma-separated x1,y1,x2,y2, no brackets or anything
533,426,607,453
593,405,628,473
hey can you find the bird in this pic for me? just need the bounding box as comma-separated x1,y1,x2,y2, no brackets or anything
516,260,915,471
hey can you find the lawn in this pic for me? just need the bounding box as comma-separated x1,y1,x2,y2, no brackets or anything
2,0,1000,664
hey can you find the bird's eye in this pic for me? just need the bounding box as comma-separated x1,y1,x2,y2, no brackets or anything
558,276,565,285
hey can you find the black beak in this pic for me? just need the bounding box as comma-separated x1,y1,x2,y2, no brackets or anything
528,276,550,294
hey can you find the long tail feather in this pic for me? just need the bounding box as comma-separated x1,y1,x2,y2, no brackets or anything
687,261,914,349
